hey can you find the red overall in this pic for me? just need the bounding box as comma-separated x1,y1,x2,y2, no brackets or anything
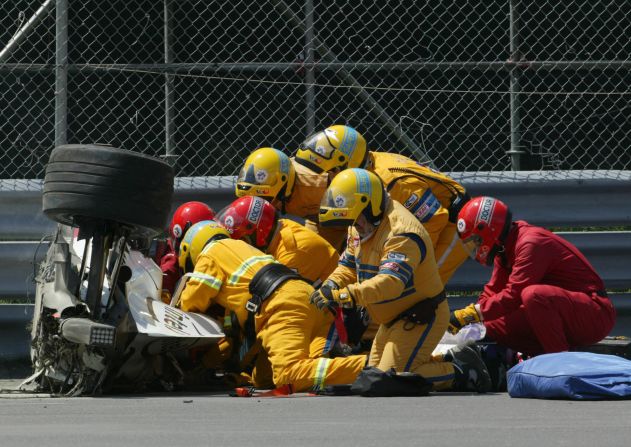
479,221,615,355
160,240,181,295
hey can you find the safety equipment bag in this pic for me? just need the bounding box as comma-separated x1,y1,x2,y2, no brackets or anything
349,367,432,397
318,367,432,397
507,352,631,400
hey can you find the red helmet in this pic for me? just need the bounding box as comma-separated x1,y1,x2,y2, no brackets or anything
215,196,277,249
169,201,216,248
456,196,512,266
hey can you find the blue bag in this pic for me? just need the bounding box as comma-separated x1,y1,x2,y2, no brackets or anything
507,352,631,400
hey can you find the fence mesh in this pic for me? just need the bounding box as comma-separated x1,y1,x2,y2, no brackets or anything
1,0,629,180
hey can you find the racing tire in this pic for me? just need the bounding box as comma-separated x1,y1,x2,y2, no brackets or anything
43,144,174,236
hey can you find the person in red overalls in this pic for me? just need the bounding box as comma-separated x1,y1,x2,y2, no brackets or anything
448,196,616,356
159,201,215,300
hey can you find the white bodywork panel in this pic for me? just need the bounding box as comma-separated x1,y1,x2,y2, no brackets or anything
69,230,224,340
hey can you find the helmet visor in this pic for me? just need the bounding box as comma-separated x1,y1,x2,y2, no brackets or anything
215,206,251,240
298,133,337,160
237,163,258,184
461,234,483,260
319,188,361,227
235,164,275,199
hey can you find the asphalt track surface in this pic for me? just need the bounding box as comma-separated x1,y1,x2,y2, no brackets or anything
1,378,630,447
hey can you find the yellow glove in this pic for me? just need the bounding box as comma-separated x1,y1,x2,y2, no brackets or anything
309,285,355,311
448,303,481,334
160,289,172,305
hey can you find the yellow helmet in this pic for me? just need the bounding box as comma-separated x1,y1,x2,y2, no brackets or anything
235,148,296,202
295,125,367,173
319,168,387,227
178,220,230,272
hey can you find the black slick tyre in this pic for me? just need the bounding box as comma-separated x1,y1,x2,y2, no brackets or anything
43,144,174,236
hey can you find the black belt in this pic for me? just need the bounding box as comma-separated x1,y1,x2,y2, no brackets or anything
246,263,305,314
387,290,447,328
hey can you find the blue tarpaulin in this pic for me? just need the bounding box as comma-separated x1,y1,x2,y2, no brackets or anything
507,351,631,400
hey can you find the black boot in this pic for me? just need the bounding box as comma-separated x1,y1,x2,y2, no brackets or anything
446,342,493,393
476,343,514,392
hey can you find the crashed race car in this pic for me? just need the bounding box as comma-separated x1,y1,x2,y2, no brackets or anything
26,144,224,396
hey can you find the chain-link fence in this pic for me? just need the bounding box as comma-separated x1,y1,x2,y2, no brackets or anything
1,0,629,180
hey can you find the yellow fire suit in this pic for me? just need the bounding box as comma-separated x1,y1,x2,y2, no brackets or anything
284,159,328,218
177,238,365,391
267,218,339,286
368,151,468,285
326,200,455,390
282,159,347,252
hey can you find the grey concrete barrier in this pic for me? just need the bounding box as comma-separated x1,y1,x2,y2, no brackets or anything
454,170,631,228
2,171,631,242
0,183,55,240
1,171,631,365
0,241,47,299
0,304,32,363
1,232,630,298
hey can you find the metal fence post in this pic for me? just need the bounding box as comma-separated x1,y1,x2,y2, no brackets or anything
508,0,524,171
164,0,176,162
304,0,316,136
54,0,68,148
